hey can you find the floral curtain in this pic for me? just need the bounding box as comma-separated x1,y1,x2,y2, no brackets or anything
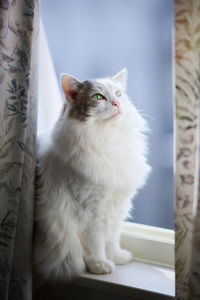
0,1,39,299
175,0,200,299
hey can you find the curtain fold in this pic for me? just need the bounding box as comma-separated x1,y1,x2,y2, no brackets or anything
175,0,200,299
0,1,39,299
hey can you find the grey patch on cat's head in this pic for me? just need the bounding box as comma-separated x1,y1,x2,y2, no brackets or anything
68,80,99,121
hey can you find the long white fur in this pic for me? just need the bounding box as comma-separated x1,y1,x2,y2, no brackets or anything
34,69,150,281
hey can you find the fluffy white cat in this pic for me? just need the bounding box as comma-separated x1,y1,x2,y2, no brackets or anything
34,68,150,281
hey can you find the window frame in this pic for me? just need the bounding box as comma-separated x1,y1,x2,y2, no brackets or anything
39,21,175,270
121,221,174,268
38,20,175,300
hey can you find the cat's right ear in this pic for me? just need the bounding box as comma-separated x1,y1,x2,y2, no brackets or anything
112,68,127,90
61,74,81,102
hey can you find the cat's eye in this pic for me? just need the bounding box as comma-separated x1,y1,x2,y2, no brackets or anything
116,90,121,97
92,94,104,100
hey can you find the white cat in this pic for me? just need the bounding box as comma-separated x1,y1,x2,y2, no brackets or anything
34,68,150,281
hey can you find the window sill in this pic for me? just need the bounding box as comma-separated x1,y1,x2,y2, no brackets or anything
77,261,175,300
122,222,174,268
76,222,175,299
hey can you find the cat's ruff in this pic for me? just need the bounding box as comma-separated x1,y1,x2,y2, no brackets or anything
34,68,150,281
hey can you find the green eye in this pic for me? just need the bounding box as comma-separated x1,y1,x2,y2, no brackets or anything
116,90,121,97
92,94,104,100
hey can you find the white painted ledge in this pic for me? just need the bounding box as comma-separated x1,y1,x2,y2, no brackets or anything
78,261,175,300
122,222,175,268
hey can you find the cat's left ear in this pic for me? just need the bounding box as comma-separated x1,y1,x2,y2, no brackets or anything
112,68,127,90
61,74,81,102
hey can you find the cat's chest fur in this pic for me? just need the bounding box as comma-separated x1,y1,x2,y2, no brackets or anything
52,115,148,194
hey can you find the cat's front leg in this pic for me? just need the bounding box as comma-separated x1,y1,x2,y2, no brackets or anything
82,227,115,275
106,223,133,265
107,244,133,265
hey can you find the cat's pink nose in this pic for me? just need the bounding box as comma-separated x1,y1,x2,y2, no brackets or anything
112,101,120,108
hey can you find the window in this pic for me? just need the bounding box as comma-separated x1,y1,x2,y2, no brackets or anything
37,3,175,298
40,0,174,230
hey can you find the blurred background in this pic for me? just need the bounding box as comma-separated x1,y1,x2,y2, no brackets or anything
40,0,174,229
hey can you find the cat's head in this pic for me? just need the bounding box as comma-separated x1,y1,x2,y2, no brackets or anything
61,69,129,122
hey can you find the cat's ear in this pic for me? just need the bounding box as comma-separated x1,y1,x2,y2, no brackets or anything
61,74,81,102
112,68,127,90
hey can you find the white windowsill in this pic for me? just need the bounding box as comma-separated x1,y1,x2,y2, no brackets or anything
76,222,175,299
78,261,175,299
77,261,175,300
122,222,175,268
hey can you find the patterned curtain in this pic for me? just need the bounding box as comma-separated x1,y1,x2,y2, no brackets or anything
175,0,200,299
0,1,39,299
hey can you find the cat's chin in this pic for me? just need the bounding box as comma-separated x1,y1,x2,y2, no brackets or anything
106,110,121,121
112,110,121,117
95,110,121,123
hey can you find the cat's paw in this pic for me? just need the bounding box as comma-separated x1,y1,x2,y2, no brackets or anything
112,249,133,265
86,258,115,274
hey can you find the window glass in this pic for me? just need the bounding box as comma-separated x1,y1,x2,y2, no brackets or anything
41,0,174,229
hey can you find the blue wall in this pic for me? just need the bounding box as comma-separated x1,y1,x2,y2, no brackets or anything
41,0,174,229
